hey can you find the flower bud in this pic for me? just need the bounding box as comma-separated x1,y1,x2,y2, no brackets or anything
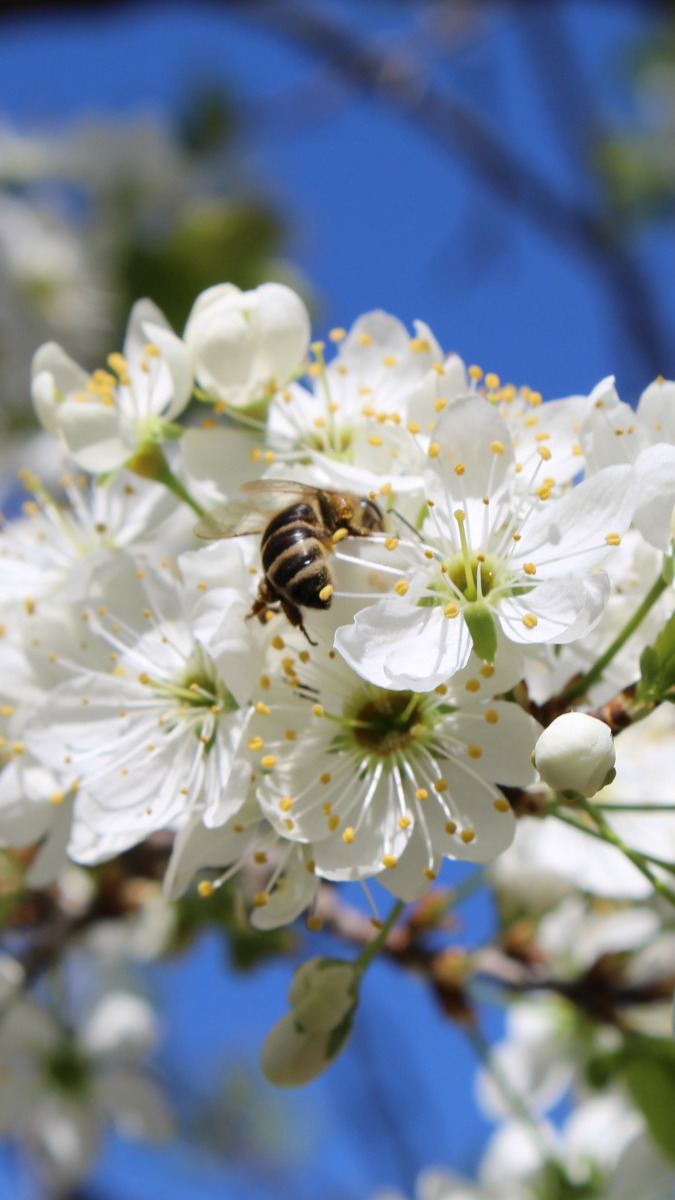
287,958,357,1034
534,712,615,798
184,282,310,409
260,1012,352,1089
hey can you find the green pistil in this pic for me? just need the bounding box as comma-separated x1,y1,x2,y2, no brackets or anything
454,509,476,600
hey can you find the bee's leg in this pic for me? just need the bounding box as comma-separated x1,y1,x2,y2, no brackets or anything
280,598,318,647
249,581,279,625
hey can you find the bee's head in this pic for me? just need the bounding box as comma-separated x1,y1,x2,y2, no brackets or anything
356,498,386,533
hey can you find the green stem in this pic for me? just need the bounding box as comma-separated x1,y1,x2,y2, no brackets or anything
560,795,675,907
566,571,668,702
466,1025,561,1164
128,444,205,518
354,899,404,977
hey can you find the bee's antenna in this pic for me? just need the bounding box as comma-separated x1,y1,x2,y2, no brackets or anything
390,508,424,541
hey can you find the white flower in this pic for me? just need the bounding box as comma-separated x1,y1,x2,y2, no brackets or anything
31,298,192,473
265,310,465,498
335,395,637,690
534,712,615,797
0,991,171,1189
580,374,675,551
24,548,260,861
184,281,310,409
261,956,356,1088
245,631,540,897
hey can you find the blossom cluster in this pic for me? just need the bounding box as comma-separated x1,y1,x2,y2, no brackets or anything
1,279,672,934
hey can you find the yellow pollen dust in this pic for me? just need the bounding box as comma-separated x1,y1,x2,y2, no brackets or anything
467,744,482,759
198,881,215,898
428,443,440,458
523,563,537,576
460,829,476,844
489,440,504,455
522,613,538,629
261,754,277,769
444,820,457,835
319,584,334,602
415,788,428,801
605,533,621,546
394,580,409,596
485,709,499,724
332,527,349,544
381,854,398,870
494,798,511,813
342,827,355,844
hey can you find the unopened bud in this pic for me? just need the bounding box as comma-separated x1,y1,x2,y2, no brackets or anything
534,712,615,798
288,957,357,1034
260,1012,352,1089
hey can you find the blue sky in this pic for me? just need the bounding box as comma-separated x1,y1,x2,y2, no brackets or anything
0,2,668,1196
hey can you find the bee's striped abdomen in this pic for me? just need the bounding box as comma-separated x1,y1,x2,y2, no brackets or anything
261,503,333,610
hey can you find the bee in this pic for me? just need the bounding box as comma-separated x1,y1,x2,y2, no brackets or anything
194,480,386,644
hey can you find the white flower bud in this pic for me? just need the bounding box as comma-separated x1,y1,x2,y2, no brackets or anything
260,1012,351,1089
534,712,615,798
184,282,310,409
287,958,356,1034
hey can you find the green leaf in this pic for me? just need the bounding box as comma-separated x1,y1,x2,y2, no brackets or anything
624,1055,675,1163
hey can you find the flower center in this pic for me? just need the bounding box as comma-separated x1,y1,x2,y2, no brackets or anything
345,688,433,758
43,1038,91,1097
443,550,504,599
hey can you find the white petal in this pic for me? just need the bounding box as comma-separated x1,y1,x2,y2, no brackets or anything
335,599,472,691
498,572,610,645
633,442,675,550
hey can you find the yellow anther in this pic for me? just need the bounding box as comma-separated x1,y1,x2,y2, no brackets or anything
428,443,440,458
248,736,264,751
280,797,294,812
251,447,262,463
307,915,323,932
434,779,448,793
12,742,24,755
311,340,325,354
467,744,482,759
407,421,421,434
522,613,538,629
444,820,457,835
255,702,271,716
453,508,466,523
259,674,270,690
384,537,399,551
537,445,552,461
0,706,13,718
465,679,480,693
493,798,511,813
320,772,331,785
423,867,437,881
444,603,459,619
394,580,409,597
327,814,340,832
319,584,334,602
435,398,447,412
332,527,349,544
284,730,297,741
529,391,542,406
368,434,383,447
523,563,537,576
432,363,445,375
460,829,476,844
271,636,285,650
468,365,483,381
480,664,495,678
424,549,434,559
253,851,267,865
50,789,65,806
312,705,325,718
342,827,355,844
233,824,244,833
485,710,499,725
313,415,326,427
322,802,332,815
261,754,277,769
454,462,465,475
358,332,373,346
489,440,505,455
198,881,215,898
383,355,397,367
409,337,430,352
415,788,428,801
253,892,269,908
485,372,500,390
381,854,398,870
435,684,448,695
214,401,227,415
398,816,411,829
605,533,621,546
329,327,346,342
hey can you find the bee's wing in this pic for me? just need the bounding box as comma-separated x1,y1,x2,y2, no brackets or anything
239,479,318,508
193,501,266,540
